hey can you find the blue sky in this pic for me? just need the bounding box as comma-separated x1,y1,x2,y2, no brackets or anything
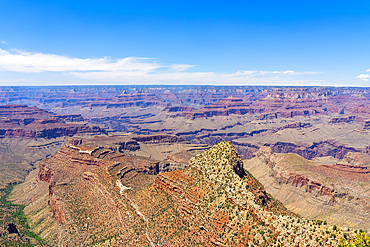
1,0,370,86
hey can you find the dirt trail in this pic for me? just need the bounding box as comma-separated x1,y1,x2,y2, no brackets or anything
116,180,154,246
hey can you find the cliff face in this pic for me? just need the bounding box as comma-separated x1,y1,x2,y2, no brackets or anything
0,105,105,139
0,121,105,138
244,146,370,230
0,104,53,121
329,116,356,124
18,141,357,246
88,91,168,108
188,96,254,119
234,140,362,160
13,134,204,245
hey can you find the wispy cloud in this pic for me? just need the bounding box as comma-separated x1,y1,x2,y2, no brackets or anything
0,41,6,45
0,48,320,85
0,49,167,73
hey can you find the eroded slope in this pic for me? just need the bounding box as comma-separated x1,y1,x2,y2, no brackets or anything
11,141,360,246
244,147,370,230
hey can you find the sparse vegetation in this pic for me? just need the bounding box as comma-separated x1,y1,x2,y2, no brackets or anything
0,183,44,246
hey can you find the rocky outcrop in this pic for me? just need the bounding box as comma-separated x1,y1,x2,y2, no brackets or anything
362,119,370,130
329,116,356,124
113,153,189,182
54,114,84,122
342,152,370,166
68,138,83,146
164,104,194,112
235,140,361,160
277,174,333,196
132,134,186,144
151,141,354,246
38,163,54,183
267,141,358,160
48,192,66,224
282,121,311,129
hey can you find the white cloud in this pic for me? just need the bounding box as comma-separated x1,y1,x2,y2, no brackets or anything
366,69,370,72
357,74,370,81
273,70,294,74
0,41,6,45
0,49,167,73
0,48,320,86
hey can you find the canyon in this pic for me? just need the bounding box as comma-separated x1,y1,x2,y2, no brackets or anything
2,85,370,245
10,141,357,246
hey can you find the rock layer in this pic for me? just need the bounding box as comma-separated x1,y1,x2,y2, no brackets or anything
244,146,370,230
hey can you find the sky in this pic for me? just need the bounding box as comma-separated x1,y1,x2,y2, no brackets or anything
1,0,370,86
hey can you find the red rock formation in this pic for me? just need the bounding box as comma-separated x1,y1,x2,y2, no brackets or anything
0,119,105,138
68,138,83,145
254,146,333,197
0,104,53,121
48,196,66,224
0,105,104,139
0,118,18,128
38,163,54,183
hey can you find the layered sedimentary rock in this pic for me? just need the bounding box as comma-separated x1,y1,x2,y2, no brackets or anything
329,116,356,124
4,86,370,245
15,135,203,245
0,105,104,139
0,119,105,138
88,90,168,108
13,141,357,246
54,114,84,122
0,104,53,121
164,104,194,113
187,96,253,119
244,146,370,230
